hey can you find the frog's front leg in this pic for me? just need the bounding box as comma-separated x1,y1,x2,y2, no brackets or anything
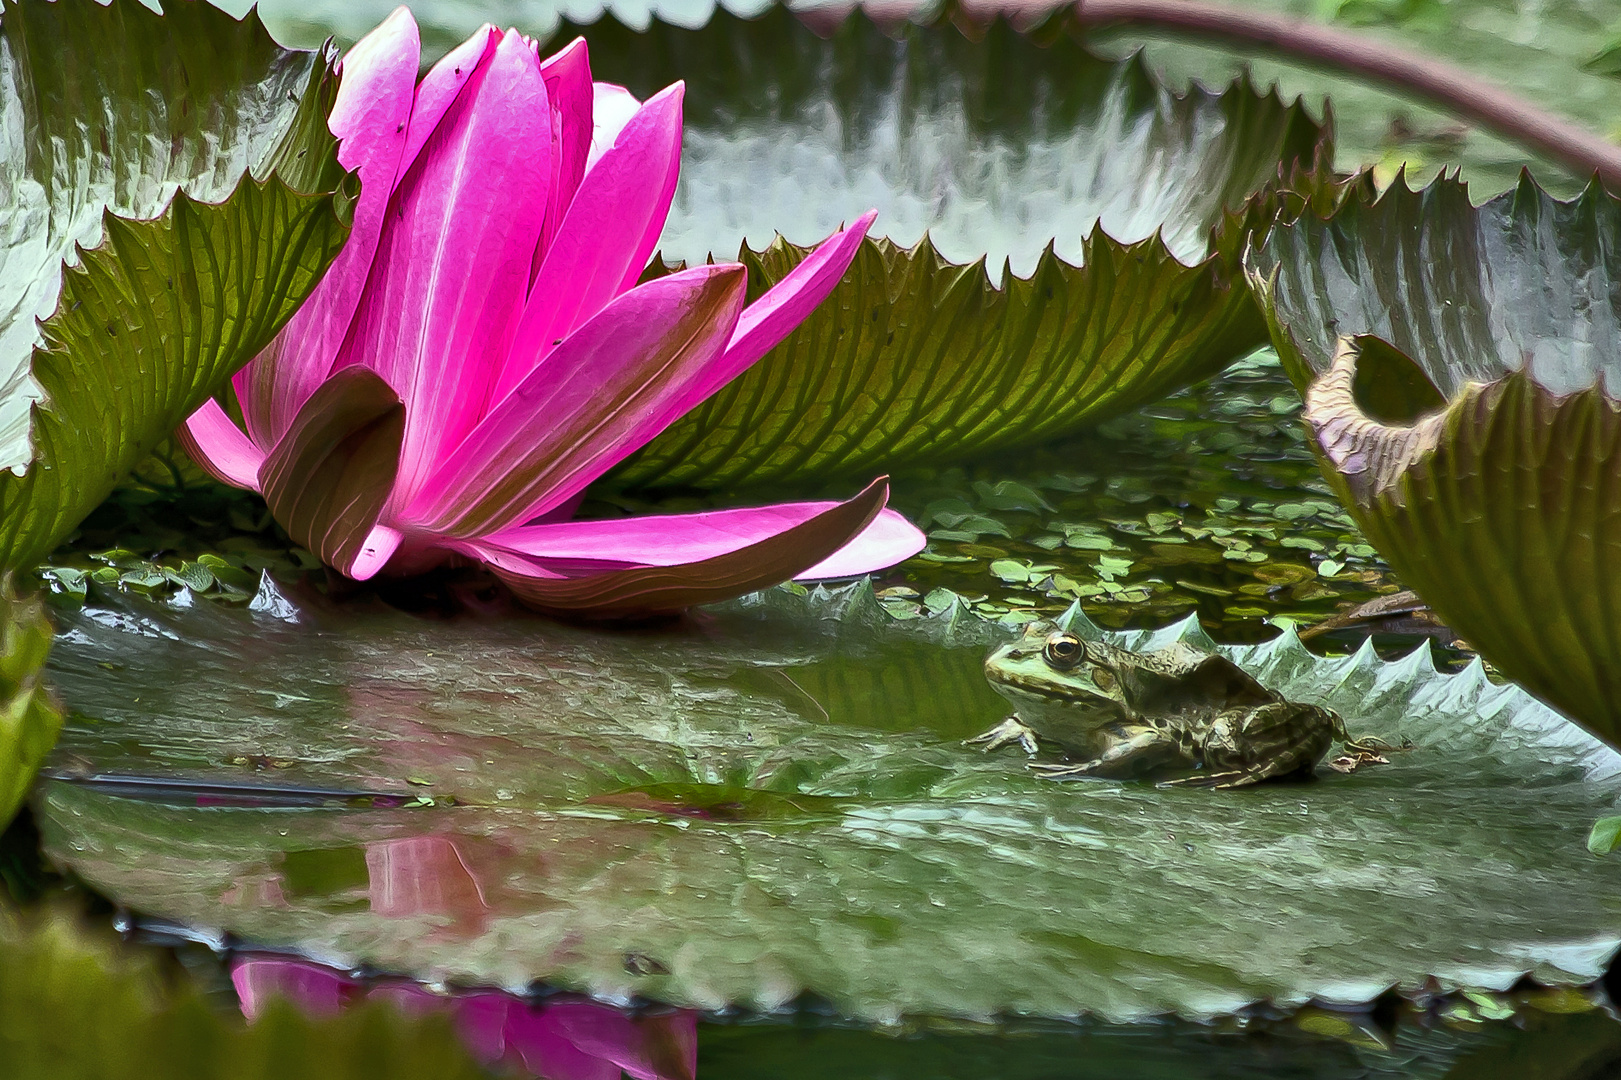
1029,723,1184,780
965,716,1040,756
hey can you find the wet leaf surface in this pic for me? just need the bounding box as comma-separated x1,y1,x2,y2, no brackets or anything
31,585,1621,1023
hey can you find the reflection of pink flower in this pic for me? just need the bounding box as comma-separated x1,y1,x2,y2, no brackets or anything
232,959,697,1080
179,7,922,617
366,835,489,934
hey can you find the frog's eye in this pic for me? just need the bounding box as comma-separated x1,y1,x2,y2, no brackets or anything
1043,632,1086,670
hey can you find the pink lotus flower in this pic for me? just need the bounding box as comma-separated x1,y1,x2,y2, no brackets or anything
179,8,922,617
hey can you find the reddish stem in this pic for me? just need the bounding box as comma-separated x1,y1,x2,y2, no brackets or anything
1069,0,1621,189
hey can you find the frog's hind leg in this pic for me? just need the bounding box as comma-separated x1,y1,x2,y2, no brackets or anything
966,716,1040,756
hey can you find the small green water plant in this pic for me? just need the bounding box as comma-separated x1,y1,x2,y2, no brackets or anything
1248,173,1621,748
0,0,350,570
178,10,921,618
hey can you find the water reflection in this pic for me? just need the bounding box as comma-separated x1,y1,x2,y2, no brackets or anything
233,957,698,1080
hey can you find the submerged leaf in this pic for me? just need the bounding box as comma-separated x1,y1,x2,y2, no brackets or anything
34,587,1621,1023
0,0,349,569
589,9,1334,490
1248,174,1621,747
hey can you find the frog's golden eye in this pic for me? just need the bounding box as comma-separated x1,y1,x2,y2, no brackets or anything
1043,632,1086,670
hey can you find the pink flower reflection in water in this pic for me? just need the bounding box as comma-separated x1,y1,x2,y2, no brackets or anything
233,958,698,1080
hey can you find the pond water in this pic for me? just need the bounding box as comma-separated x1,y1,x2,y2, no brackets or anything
14,0,1621,1075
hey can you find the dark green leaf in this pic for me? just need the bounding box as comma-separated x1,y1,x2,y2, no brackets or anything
588,9,1334,490
0,0,350,569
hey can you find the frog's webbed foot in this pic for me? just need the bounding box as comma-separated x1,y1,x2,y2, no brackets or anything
1329,733,1413,773
965,717,1040,756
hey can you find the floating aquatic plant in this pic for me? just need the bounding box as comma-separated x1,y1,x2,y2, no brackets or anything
1248,173,1621,747
179,9,921,618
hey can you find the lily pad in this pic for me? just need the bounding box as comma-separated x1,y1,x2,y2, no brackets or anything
585,8,1335,490
0,0,350,569
32,583,1621,1023
1247,173,1621,747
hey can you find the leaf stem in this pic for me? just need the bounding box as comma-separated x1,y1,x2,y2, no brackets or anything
1071,0,1621,190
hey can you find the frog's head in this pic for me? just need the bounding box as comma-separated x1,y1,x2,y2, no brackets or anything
983,620,1133,714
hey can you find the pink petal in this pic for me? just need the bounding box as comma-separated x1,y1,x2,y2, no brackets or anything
404,264,746,539
696,211,876,403
586,83,642,174
176,398,265,491
336,29,553,518
351,524,404,580
477,502,922,575
494,83,684,404
401,24,502,176
232,7,420,448
795,506,924,578
466,477,897,618
536,37,594,272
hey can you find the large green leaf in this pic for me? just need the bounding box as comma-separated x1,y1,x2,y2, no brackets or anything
580,8,1333,491
1247,174,1621,747
0,0,350,569
0,905,494,1079
33,584,1621,1023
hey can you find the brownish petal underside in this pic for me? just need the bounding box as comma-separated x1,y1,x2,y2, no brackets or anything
257,368,403,576
494,477,890,619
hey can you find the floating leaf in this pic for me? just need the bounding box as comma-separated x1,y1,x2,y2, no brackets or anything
1248,174,1621,747
583,8,1334,491
33,585,1621,1023
0,0,349,569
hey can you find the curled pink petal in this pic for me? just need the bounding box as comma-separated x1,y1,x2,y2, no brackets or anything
475,478,896,618
233,6,419,448
477,500,922,576
176,398,265,491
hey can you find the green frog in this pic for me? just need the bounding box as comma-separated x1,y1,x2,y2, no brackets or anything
972,621,1362,788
